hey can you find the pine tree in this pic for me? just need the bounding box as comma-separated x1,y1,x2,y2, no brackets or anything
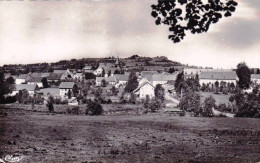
124,71,139,93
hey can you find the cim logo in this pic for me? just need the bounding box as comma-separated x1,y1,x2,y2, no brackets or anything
0,155,23,163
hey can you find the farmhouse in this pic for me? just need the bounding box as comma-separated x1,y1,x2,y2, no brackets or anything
96,76,117,86
12,84,38,96
114,74,129,87
59,82,75,97
93,67,103,76
133,81,155,99
37,88,60,99
83,66,93,73
144,74,177,87
199,71,237,85
47,73,63,82
72,72,83,81
251,74,260,84
27,77,43,88
15,74,32,84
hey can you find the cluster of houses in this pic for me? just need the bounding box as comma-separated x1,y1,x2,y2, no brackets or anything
3,56,260,105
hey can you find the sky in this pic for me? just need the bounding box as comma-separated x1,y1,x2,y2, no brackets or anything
0,0,259,69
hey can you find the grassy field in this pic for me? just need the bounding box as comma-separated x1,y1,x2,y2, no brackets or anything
200,92,231,105
1,107,260,163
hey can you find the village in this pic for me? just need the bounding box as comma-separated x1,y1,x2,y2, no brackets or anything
1,55,260,117
1,55,260,163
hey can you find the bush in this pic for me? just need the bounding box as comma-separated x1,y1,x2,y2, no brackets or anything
179,111,185,116
46,96,54,113
3,96,16,104
86,100,103,116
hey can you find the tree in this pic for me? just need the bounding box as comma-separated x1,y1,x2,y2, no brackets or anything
41,77,48,88
86,100,103,115
0,72,8,103
236,62,251,89
72,85,79,97
46,95,54,113
101,79,108,87
108,70,111,77
85,72,96,80
151,0,237,43
179,91,200,112
124,71,139,93
215,80,219,94
129,92,136,104
16,89,30,104
154,84,165,102
168,67,176,74
174,71,184,94
102,68,105,77
111,86,119,96
202,96,215,117
68,89,72,99
6,76,14,85
94,88,103,98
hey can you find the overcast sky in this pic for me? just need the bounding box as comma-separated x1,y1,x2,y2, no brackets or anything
0,0,259,68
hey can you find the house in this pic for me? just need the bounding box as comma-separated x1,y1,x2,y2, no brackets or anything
73,72,84,81
83,66,93,73
103,67,118,77
114,74,129,87
59,82,75,97
37,88,60,98
133,81,155,99
199,71,238,85
53,70,67,74
143,74,178,87
12,84,38,96
251,74,260,85
27,77,43,88
15,74,32,84
93,67,103,76
96,76,117,86
47,73,63,82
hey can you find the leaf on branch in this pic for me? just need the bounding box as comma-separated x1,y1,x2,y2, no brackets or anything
151,0,238,43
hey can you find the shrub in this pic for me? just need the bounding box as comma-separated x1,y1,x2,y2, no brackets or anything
46,96,54,113
86,100,103,115
71,106,80,115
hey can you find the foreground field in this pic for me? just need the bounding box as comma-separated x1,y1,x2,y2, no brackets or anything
1,107,260,163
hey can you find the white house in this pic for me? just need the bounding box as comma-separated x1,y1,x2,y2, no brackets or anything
96,76,117,86
27,77,43,88
73,73,84,81
83,66,93,73
59,82,75,97
199,71,238,85
133,81,155,99
251,74,260,85
12,84,38,96
15,74,31,84
114,74,129,87
94,67,103,76
144,74,178,87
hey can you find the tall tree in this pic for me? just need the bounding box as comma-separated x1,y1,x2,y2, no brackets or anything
0,72,7,103
236,62,251,89
124,71,139,93
174,71,184,94
151,0,237,43
41,77,49,88
154,84,165,102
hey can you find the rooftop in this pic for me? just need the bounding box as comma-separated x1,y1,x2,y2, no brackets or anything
59,82,75,89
